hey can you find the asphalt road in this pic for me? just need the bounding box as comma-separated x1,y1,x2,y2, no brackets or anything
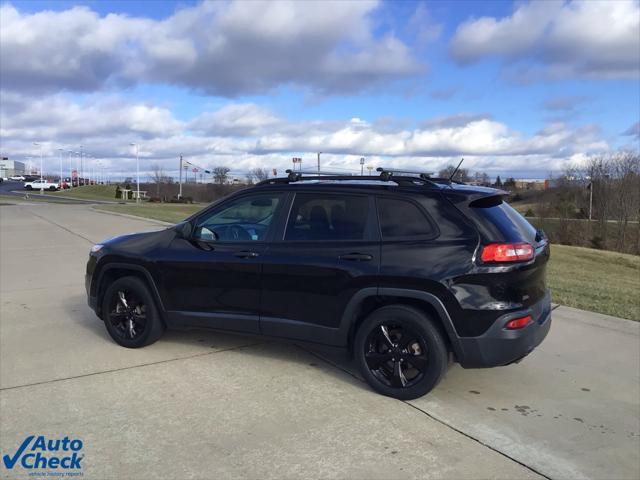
1,202,638,480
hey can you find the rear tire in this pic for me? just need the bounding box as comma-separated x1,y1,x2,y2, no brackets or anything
354,305,448,400
101,276,165,348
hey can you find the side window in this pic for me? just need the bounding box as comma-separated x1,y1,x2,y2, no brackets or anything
285,193,369,241
194,193,282,242
377,197,436,240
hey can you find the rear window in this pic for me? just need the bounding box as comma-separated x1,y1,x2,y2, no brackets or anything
377,197,436,240
469,197,537,243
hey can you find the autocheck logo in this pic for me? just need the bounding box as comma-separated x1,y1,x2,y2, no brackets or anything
3,435,84,473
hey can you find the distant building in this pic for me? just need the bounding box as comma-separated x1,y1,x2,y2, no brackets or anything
0,159,26,178
513,179,547,190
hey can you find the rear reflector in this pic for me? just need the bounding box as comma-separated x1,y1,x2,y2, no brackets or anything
480,242,534,263
505,315,533,330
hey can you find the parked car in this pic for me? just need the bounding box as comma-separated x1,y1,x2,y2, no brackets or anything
9,175,26,181
86,169,551,399
24,179,59,191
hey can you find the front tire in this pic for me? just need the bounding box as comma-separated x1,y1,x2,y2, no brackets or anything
354,305,448,400
101,276,165,348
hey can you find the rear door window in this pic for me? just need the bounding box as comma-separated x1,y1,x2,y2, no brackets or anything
469,196,537,243
285,193,369,241
377,197,437,240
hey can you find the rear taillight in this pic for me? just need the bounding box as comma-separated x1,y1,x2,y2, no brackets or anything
480,242,534,263
504,315,533,330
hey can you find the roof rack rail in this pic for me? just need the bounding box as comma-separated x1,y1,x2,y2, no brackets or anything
255,168,445,188
298,170,355,176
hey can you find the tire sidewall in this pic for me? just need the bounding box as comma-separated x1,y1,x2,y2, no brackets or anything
102,276,164,348
355,305,448,400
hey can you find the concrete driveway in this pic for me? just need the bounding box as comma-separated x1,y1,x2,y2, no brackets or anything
1,202,638,479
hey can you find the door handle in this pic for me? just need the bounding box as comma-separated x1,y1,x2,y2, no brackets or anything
339,253,373,262
233,250,260,259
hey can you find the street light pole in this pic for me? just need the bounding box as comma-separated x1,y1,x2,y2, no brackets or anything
33,142,43,193
58,148,64,188
130,143,140,203
79,145,83,186
179,154,183,199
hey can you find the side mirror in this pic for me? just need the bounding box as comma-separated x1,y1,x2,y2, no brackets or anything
176,221,193,239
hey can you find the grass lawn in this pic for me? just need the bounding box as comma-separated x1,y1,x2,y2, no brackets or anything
94,202,205,223
51,184,120,201
547,244,639,320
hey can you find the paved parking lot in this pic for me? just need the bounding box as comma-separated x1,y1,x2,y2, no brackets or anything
1,202,639,479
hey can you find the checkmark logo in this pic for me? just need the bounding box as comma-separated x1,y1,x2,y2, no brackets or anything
3,435,34,469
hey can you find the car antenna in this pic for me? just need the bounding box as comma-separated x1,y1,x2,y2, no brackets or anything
449,158,464,183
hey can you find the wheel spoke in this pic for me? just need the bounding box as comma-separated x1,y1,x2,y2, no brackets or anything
365,351,393,369
405,354,428,371
380,325,394,347
117,291,129,309
391,361,407,387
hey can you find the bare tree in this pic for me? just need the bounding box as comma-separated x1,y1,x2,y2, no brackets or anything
438,165,470,182
212,166,230,185
250,168,269,182
149,163,171,196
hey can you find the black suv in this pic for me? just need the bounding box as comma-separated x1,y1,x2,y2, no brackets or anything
86,170,551,399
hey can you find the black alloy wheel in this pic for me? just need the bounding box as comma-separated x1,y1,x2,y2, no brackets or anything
109,289,147,341
102,276,165,348
364,323,428,389
355,305,448,400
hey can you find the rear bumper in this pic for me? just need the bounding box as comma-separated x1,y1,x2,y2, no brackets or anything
457,291,552,368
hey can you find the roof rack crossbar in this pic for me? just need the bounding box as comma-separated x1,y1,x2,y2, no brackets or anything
375,167,441,186
375,167,434,177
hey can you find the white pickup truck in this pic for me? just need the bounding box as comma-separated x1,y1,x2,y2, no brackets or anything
24,179,59,191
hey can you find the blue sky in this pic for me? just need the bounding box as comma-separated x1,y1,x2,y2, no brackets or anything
1,0,638,179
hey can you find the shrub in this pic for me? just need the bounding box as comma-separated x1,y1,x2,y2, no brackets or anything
590,236,604,250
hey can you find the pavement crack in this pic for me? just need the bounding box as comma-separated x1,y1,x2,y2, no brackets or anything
296,344,553,480
25,208,95,244
0,342,262,392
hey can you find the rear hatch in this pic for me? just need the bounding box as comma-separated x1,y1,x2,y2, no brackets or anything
444,186,550,315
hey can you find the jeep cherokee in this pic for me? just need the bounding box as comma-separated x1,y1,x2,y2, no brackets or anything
86,169,551,400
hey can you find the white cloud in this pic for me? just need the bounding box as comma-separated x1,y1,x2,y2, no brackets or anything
450,0,640,80
189,104,282,136
0,94,610,179
0,1,422,96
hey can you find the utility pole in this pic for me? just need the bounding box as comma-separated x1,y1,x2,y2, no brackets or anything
317,152,322,174
179,154,183,199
